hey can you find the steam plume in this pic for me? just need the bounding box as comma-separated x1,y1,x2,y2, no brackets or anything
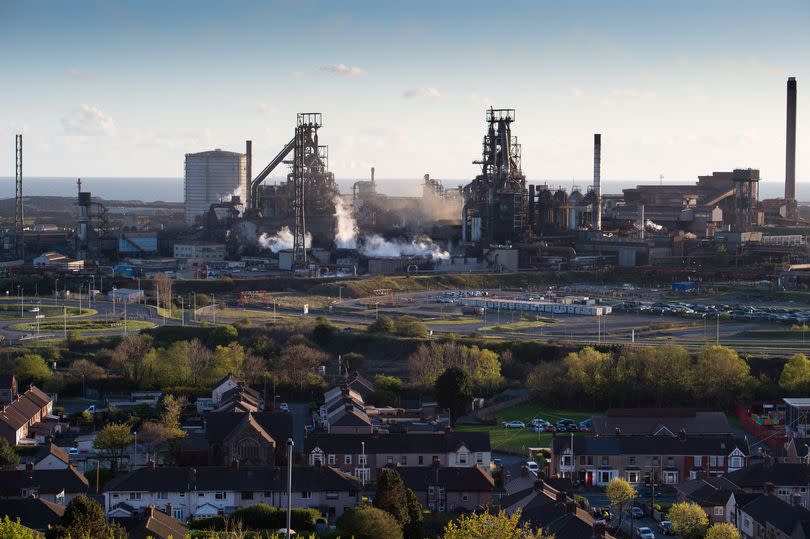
333,196,358,249
360,234,450,261
258,226,312,253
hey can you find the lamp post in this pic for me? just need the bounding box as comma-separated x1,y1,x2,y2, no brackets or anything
18,285,22,318
178,295,184,327
361,441,366,488
54,278,59,306
286,438,294,539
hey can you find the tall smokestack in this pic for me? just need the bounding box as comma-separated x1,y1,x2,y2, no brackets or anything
246,140,253,208
593,133,602,230
786,77,797,201
371,167,375,185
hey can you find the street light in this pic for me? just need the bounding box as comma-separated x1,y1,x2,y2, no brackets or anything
18,285,23,318
286,438,294,539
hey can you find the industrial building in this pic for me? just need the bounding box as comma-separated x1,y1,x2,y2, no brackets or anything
184,149,246,224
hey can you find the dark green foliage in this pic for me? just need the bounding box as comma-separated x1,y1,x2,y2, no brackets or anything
312,317,336,346
228,503,320,531
404,487,424,539
374,469,410,525
393,316,429,338
368,316,395,333
0,438,19,469
187,515,226,530
47,495,126,539
435,367,472,425
337,506,404,539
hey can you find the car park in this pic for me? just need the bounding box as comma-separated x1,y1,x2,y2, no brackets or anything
503,420,526,429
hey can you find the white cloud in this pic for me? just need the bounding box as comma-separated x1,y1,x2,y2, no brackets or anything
403,87,441,99
469,93,490,106
61,104,116,136
570,87,585,98
67,67,94,79
318,63,366,76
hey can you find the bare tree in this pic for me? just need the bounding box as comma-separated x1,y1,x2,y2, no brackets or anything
242,354,267,386
110,334,154,386
273,344,327,392
187,338,213,386
154,272,173,310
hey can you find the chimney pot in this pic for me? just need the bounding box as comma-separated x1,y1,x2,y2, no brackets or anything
765,481,775,494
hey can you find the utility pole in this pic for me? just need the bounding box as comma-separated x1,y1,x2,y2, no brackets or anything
286,438,294,539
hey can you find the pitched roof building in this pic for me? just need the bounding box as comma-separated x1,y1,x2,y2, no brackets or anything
0,497,65,533
0,385,54,445
395,464,494,512
590,408,734,437
0,465,89,504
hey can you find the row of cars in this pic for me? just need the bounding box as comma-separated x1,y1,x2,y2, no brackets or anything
503,418,592,432
591,506,673,538
617,301,810,325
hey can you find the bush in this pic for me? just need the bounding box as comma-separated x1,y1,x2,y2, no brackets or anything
394,316,429,338
228,504,320,531
368,316,395,334
188,515,226,530
337,506,403,539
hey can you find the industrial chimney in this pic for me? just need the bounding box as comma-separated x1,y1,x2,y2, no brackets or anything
786,77,797,201
593,133,602,229
245,140,253,208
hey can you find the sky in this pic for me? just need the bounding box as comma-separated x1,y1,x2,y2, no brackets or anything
0,0,809,189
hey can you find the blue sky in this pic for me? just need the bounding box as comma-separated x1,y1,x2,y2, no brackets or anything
1,0,808,188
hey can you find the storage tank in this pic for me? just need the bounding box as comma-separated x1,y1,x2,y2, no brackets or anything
184,149,246,224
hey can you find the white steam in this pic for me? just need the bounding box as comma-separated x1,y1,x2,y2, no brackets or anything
258,226,312,253
360,234,450,261
333,196,358,249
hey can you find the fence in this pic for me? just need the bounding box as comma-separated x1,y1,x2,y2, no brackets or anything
735,403,787,452
474,393,531,421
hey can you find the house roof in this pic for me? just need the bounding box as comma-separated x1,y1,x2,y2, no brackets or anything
724,462,810,488
329,408,371,427
591,409,732,436
0,466,89,496
346,372,375,394
676,476,737,506
0,497,65,532
119,506,190,539
0,386,52,432
104,465,360,493
204,411,292,445
551,434,747,456
740,494,810,534
306,431,491,454
395,464,494,493
33,443,71,466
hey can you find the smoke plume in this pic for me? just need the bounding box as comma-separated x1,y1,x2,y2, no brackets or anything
333,196,358,249
360,234,450,261
258,226,312,253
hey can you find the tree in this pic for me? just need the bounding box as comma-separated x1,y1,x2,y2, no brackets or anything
394,316,429,338
440,509,547,539
2,353,51,385
605,478,636,531
312,317,336,345
272,344,327,392
780,353,810,394
93,423,133,471
337,506,403,539
368,315,395,333
404,487,424,539
212,342,246,379
187,338,213,386
409,342,502,389
0,516,38,539
242,354,267,386
705,523,741,539
109,334,154,387
154,272,172,311
667,501,709,539
374,469,410,526
435,367,472,426
47,495,126,539
0,438,20,470
694,345,752,407
68,359,105,383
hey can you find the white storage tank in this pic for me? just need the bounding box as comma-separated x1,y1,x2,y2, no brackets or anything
184,149,246,224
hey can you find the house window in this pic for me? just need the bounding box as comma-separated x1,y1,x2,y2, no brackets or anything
730,456,742,468
344,455,352,465
355,468,371,482
129,492,141,500
326,491,338,500
400,456,407,465
241,491,254,500
652,456,660,466
264,491,272,497
714,506,724,516
562,455,572,466
694,456,702,467
156,492,168,500
716,456,724,466
476,453,483,464
626,471,640,484
311,451,324,466
458,453,468,465
432,456,440,464
418,456,424,465
173,508,184,520
664,471,678,485
601,457,609,466
580,456,586,465
598,470,614,484
387,456,394,465
328,454,336,465
666,457,674,466
215,492,225,500
778,488,790,496
198,493,205,497
627,456,636,465
301,491,312,500
462,494,469,501
358,455,367,466
709,456,717,467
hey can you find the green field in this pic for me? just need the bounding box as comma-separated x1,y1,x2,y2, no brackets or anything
10,319,154,333
456,402,593,455
0,304,94,318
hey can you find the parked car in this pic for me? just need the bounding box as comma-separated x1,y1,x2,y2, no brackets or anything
579,418,592,431
68,447,79,456
524,461,540,473
658,520,673,535
556,419,578,432
635,526,655,539
629,506,644,519
503,420,526,429
279,403,290,412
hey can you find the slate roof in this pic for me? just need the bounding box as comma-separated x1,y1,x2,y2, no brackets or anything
0,385,52,432
104,465,360,493
305,431,491,454
118,506,190,539
740,494,810,534
203,411,292,444
591,409,732,436
32,443,71,466
552,434,747,456
724,462,810,488
395,465,494,493
0,497,65,532
0,466,89,497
